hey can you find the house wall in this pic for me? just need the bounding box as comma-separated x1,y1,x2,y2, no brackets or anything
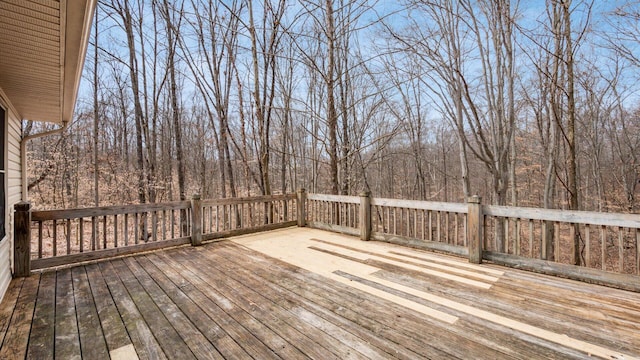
0,94,21,301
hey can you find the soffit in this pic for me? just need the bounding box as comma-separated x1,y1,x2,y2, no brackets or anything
0,0,95,123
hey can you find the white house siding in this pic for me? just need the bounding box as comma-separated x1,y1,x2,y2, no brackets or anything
0,101,21,301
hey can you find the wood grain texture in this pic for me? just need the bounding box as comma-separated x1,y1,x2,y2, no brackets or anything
0,228,638,359
484,251,640,292
26,271,55,359
0,275,38,360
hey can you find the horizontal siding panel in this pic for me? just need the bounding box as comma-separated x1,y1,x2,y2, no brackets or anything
0,240,11,301
7,120,20,139
7,161,20,172
8,176,20,186
1,110,22,301
7,144,20,158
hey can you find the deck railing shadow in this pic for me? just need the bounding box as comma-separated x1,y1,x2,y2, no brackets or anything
13,190,640,291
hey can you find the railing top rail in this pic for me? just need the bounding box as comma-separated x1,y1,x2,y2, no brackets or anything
484,204,640,229
370,197,468,213
200,193,296,207
31,201,191,221
307,193,360,204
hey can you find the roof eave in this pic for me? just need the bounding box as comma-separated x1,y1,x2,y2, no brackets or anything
61,0,97,124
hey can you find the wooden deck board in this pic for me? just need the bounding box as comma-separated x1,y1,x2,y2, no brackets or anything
98,261,168,360
0,275,39,360
71,266,110,359
153,250,295,359
0,227,639,359
214,243,491,359
84,263,133,353
121,256,222,360
133,256,231,360
109,258,196,360
54,268,81,360
144,253,278,360
0,278,24,348
206,245,424,360
25,271,55,359
175,247,378,360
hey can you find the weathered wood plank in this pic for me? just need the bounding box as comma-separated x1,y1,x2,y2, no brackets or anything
372,267,639,355
31,237,191,270
370,198,468,213
32,201,191,221
308,238,496,283
148,251,283,359
306,221,360,236
13,202,31,277
201,221,296,240
0,278,24,347
136,255,249,360
26,271,56,359
161,250,315,358
121,257,222,359
201,194,296,207
371,232,468,257
71,266,110,359
173,247,371,360
109,259,196,360
0,275,39,359
84,263,132,353
306,193,360,204
207,245,427,360
214,243,468,359
54,268,81,360
498,270,640,319
336,271,583,359
484,204,640,229
98,261,167,360
483,251,640,292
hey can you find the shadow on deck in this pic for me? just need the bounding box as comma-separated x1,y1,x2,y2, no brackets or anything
1,227,638,359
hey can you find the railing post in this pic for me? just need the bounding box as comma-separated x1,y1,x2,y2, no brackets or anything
467,196,483,264
359,191,371,241
297,188,306,227
14,202,31,277
191,194,202,246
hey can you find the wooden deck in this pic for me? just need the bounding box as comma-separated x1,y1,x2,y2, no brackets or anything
0,228,638,359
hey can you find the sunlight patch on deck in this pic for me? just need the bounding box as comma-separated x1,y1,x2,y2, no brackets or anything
232,227,637,360
308,238,498,287
232,227,457,324
110,344,139,360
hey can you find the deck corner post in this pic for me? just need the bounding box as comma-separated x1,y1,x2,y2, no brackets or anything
359,191,371,241
191,194,202,246
297,188,306,227
467,195,483,264
14,201,32,277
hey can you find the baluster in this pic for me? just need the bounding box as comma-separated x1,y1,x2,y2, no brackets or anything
66,219,71,255
619,227,624,273
79,218,84,253
528,219,533,258
52,220,57,257
103,215,107,249
585,224,590,267
601,225,606,271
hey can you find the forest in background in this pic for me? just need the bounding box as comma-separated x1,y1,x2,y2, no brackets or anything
25,0,640,213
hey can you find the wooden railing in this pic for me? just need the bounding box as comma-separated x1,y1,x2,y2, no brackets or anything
302,192,640,292
305,193,361,236
13,194,297,274
370,197,469,257
13,190,640,291
482,205,640,289
199,194,297,241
